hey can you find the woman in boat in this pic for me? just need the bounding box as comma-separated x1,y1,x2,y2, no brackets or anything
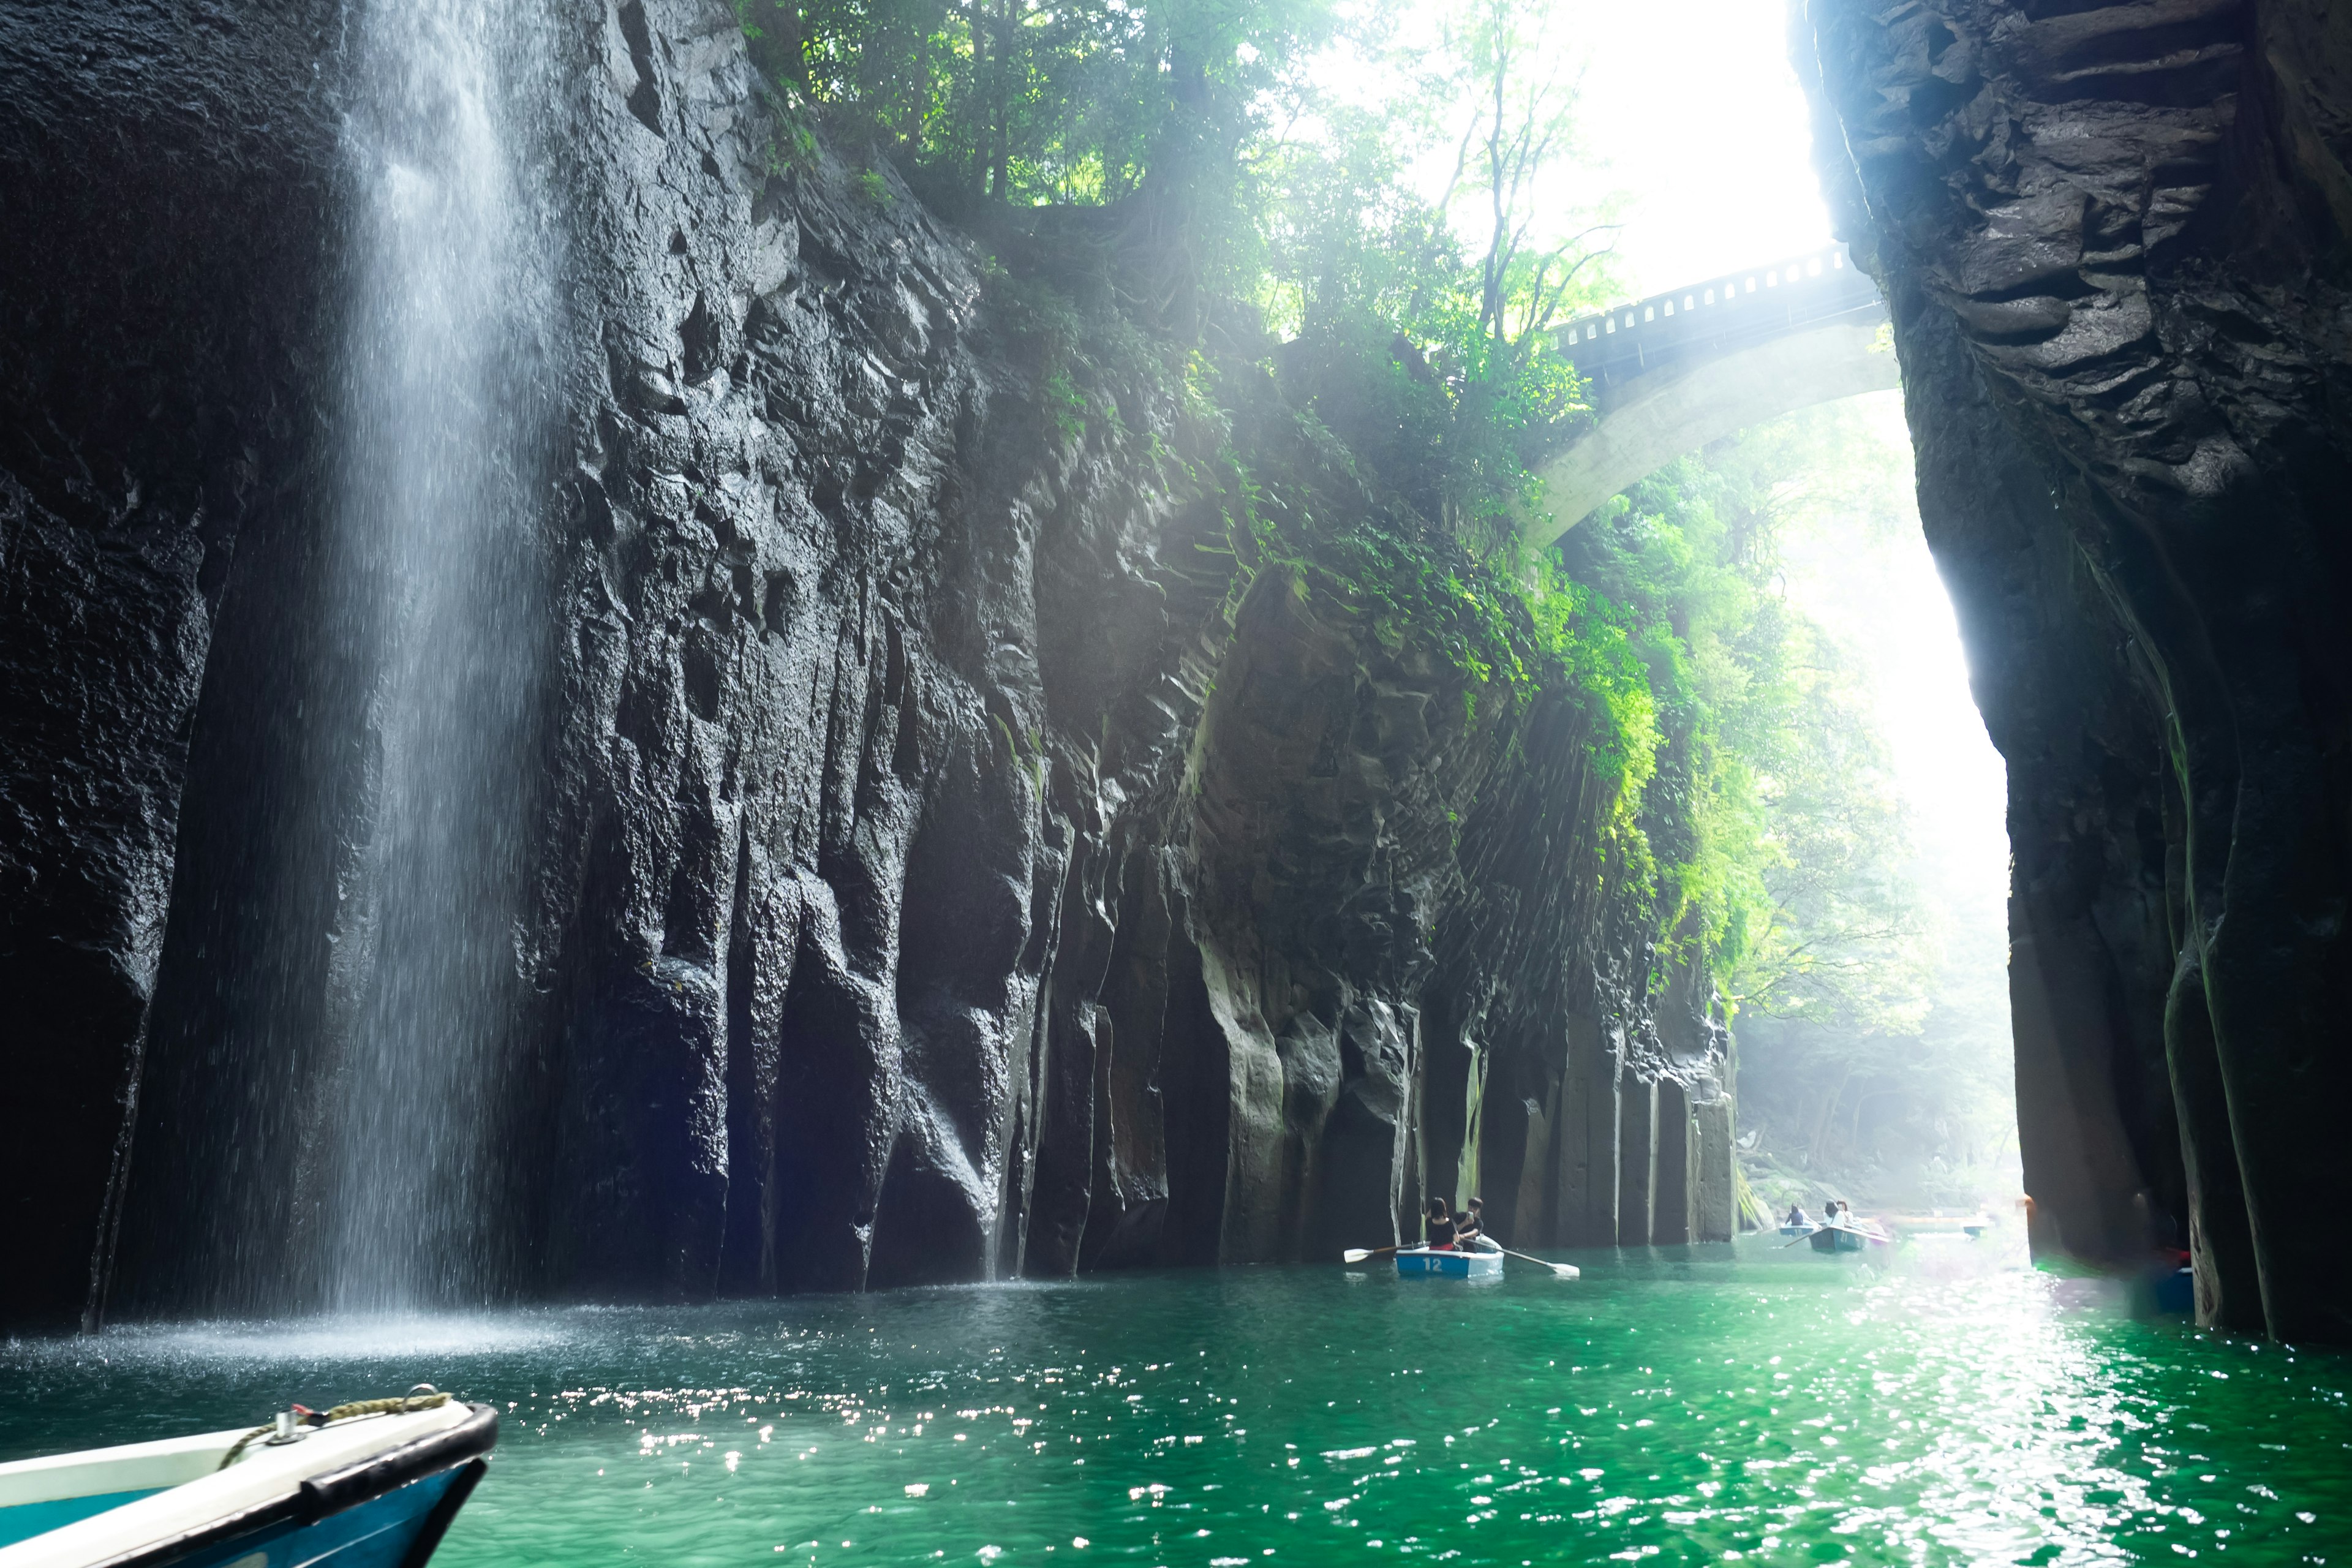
1425,1196,1457,1250
1785,1203,1810,1227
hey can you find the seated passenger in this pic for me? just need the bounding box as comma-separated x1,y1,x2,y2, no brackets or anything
1455,1197,1486,1248
1425,1196,1457,1250
1786,1204,1810,1227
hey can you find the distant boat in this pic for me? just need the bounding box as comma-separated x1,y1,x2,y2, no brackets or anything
0,1391,496,1568
1395,1247,1504,1279
1779,1222,1819,1236
2152,1265,2195,1314
1808,1220,1890,1254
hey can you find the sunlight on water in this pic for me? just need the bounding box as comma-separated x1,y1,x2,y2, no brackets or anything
7,1240,2347,1566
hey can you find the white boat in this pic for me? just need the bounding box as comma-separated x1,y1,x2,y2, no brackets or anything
1395,1246,1504,1279
1808,1219,1891,1253
0,1392,496,1568
1779,1223,1819,1236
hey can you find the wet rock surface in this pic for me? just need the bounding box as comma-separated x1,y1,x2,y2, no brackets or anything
0,0,346,1327
1800,0,2352,1340
1,0,1730,1325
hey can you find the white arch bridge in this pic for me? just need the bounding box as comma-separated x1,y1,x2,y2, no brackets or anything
1538,246,1894,541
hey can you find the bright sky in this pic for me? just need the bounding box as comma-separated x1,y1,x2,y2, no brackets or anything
1322,0,2011,1006
1544,7,2013,1051
1776,396,2011,925
1556,0,1836,296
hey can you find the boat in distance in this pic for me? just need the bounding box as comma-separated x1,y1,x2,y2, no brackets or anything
0,1391,496,1568
1395,1247,1504,1279
1809,1221,1890,1253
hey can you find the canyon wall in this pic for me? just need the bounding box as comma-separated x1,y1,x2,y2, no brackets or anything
0,0,1732,1327
1800,0,2352,1341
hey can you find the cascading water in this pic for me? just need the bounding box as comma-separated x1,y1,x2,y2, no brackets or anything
315,0,557,1310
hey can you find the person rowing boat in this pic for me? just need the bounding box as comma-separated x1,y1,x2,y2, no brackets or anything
1348,1198,1577,1279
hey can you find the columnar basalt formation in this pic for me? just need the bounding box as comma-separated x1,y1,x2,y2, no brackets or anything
1798,0,2352,1341
0,0,1733,1327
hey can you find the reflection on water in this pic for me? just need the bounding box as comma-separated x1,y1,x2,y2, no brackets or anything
6,1237,2347,1566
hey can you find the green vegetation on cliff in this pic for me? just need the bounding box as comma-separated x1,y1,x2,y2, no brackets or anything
742,0,1945,1061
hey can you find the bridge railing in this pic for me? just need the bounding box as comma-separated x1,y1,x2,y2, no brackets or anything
1553,245,1885,391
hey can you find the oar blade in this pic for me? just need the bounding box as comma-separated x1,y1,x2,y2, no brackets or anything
1342,1249,1373,1264
1493,1244,1579,1280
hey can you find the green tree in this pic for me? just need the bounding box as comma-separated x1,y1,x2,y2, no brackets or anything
729,0,2000,1202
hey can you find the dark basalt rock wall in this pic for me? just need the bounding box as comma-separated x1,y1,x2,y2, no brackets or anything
1798,0,2352,1341
1,0,1732,1326
0,0,348,1329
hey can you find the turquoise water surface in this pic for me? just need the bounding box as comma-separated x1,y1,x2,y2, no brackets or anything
4,1235,2346,1566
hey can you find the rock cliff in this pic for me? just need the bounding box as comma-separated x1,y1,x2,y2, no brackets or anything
1798,0,2352,1340
0,0,1732,1325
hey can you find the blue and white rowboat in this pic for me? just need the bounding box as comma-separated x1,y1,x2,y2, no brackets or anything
1395,1247,1504,1279
0,1394,496,1568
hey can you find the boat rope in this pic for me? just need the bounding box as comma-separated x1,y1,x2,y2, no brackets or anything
217,1387,453,1470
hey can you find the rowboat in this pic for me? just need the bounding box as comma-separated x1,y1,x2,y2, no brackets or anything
1779,1223,1818,1236
1808,1221,1889,1253
1395,1246,1504,1279
0,1391,496,1568
2151,1264,2195,1314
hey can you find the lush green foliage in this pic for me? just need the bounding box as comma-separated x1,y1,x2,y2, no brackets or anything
1559,417,1936,1021
744,0,1996,1181
738,0,1333,216
1653,404,2013,1200
744,0,1617,538
1175,357,1661,818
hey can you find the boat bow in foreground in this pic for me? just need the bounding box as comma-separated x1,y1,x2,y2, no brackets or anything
0,1393,496,1568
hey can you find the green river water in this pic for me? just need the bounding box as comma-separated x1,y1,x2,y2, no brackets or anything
4,1235,2347,1566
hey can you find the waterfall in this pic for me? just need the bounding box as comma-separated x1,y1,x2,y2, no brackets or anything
317,0,556,1310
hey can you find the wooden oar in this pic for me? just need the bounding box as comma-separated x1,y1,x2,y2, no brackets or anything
1344,1241,1578,1279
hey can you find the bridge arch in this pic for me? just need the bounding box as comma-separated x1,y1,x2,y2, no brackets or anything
1535,247,1895,545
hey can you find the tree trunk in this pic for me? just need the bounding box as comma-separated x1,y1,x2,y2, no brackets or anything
1805,1066,1852,1166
